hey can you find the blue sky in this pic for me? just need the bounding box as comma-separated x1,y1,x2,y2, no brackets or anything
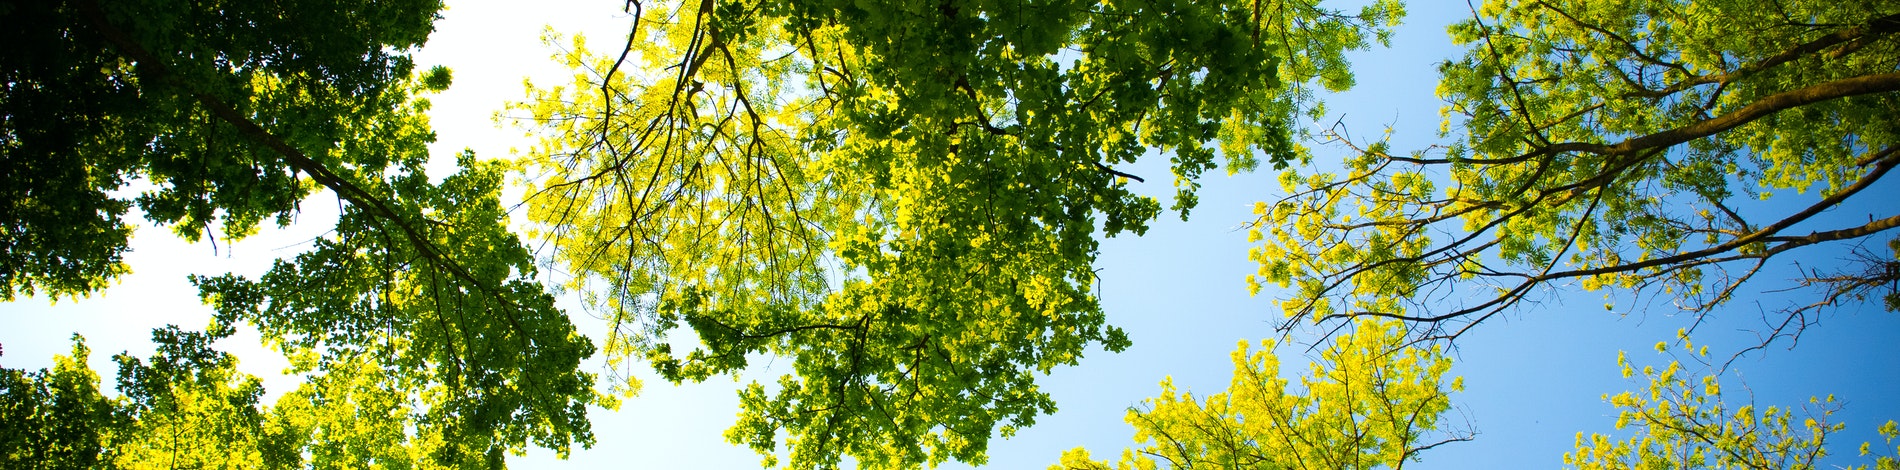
6,0,1898,468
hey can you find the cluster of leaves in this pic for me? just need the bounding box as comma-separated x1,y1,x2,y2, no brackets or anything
1249,0,1900,342
2,0,605,465
1070,0,1900,468
0,337,116,467
1053,319,1467,470
9,0,1899,467
1,0,439,300
512,0,1402,467
2,331,519,468
1566,334,1900,469
1060,326,1900,470
1,334,376,466
191,151,608,465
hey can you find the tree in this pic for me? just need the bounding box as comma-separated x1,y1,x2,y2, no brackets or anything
1565,337,1900,470
0,336,118,468
1051,319,1469,470
104,327,280,469
1,329,499,468
3,0,434,300
513,0,1402,467
192,152,609,466
1046,327,1900,470
1249,0,1900,343
2,0,603,464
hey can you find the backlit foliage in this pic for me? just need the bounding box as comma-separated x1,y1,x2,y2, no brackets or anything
2,0,604,463
1053,319,1468,470
1251,0,1900,342
514,0,1401,467
1566,335,1900,470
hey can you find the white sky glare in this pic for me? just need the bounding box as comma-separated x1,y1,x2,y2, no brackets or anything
5,1,1899,468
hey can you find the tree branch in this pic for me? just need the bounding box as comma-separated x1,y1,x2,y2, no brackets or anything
75,0,536,338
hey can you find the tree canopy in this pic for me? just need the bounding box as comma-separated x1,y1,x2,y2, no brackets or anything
1054,328,1900,470
2,0,602,465
1052,319,1467,470
1251,0,1900,343
4,0,1898,468
3,331,494,468
2,0,438,300
1565,335,1900,470
512,0,1398,467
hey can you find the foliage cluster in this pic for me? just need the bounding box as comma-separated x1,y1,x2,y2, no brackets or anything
509,0,1397,466
1252,0,1900,343
1566,335,1900,470
3,0,1897,468
1055,319,1467,470
3,0,603,466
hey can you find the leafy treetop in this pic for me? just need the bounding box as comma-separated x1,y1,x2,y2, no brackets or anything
1251,0,1900,344
1567,335,1900,470
514,0,1401,467
1053,319,1469,470
2,0,606,464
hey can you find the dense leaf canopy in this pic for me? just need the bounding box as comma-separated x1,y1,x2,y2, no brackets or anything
514,0,1398,466
1,0,603,466
3,331,493,468
0,337,116,467
1,0,438,300
7,0,1898,468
